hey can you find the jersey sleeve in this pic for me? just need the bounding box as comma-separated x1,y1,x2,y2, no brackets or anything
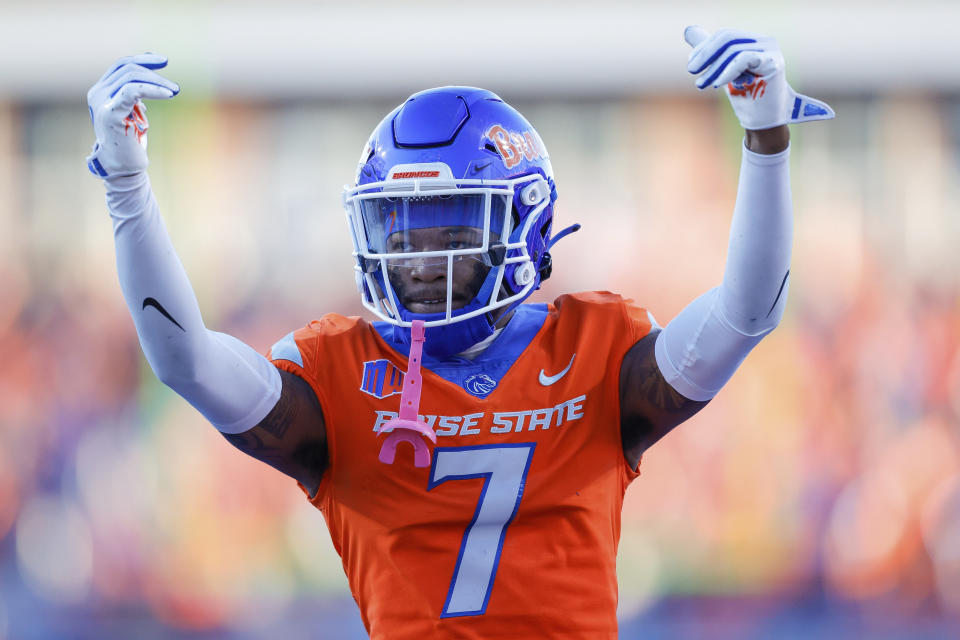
266,323,331,503
623,297,659,343
265,315,369,507
267,326,316,380
619,297,657,481
551,292,656,484
267,315,367,383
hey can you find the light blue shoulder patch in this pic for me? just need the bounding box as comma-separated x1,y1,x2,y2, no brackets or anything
270,331,303,367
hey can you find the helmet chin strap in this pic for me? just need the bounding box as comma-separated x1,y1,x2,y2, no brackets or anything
456,324,505,360
396,314,495,359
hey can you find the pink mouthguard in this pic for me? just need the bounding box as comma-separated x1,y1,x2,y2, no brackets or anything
378,320,436,467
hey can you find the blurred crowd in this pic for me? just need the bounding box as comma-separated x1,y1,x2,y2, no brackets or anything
1,95,959,637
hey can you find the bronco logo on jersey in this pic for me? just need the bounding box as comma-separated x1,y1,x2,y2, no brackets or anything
464,373,497,397
361,359,405,399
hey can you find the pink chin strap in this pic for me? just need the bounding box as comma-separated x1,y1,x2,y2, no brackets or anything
378,320,436,467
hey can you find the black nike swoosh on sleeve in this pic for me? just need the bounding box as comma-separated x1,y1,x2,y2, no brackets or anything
766,270,790,318
142,297,186,331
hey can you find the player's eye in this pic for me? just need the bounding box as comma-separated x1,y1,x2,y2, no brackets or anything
387,240,415,253
446,229,482,250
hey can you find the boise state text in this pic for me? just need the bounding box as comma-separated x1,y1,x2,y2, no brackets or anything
371,394,587,437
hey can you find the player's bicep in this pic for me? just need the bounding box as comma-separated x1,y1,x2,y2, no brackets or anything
221,369,328,495
619,329,709,466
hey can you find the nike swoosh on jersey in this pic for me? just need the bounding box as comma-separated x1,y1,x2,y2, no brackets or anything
142,297,185,332
539,354,575,386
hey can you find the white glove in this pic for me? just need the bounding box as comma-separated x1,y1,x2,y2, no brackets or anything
86,53,179,178
684,26,834,130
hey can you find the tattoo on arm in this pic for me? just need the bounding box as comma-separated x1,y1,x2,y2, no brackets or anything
631,349,689,413
221,369,328,491
620,329,709,463
223,429,265,453
258,387,293,439
222,429,289,468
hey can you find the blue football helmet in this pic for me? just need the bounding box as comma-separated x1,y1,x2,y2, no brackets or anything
343,87,569,358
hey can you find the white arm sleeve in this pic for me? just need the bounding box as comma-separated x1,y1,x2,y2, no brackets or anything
655,143,791,401
107,173,281,433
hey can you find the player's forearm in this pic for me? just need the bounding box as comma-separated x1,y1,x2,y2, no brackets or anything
745,125,789,155
653,142,791,401
107,173,280,432
718,141,792,334
657,27,830,401
108,172,209,375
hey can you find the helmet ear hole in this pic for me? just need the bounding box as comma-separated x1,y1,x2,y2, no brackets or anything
514,263,536,287
519,177,548,206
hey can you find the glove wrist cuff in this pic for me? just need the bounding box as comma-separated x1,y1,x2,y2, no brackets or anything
104,171,149,193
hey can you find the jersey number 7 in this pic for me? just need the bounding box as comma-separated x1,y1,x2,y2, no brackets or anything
428,443,536,617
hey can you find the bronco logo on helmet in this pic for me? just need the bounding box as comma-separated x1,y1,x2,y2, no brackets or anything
485,124,548,170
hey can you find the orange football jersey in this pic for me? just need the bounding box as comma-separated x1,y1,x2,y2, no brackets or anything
267,292,653,639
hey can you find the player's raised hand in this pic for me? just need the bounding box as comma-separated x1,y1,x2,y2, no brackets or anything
684,26,834,130
86,54,179,178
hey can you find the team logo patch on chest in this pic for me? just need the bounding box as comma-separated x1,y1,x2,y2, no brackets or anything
464,373,497,396
360,359,406,399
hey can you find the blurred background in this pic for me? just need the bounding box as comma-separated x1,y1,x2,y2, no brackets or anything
2,0,960,638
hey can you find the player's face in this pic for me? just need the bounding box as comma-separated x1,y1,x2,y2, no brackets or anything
385,226,492,314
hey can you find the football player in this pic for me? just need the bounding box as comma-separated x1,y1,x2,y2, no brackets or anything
87,26,832,638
